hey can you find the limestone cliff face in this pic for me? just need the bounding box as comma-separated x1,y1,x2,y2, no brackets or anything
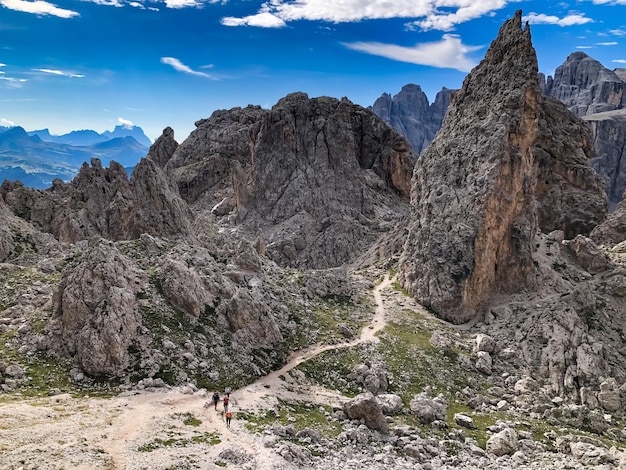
585,110,626,210
543,52,626,209
166,94,416,268
370,85,453,154
398,11,606,324
544,52,626,116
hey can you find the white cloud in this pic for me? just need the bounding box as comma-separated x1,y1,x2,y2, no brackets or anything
34,68,84,78
0,0,79,18
576,45,593,49
0,63,5,67
221,0,509,31
1,117,15,126
523,12,593,27
160,57,217,78
343,34,482,72
597,41,618,46
221,12,286,28
88,0,123,5
610,29,626,36
613,59,626,63
165,0,198,8
118,117,134,129
590,0,626,4
0,76,28,88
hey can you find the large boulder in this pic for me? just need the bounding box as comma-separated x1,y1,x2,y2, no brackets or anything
343,392,389,433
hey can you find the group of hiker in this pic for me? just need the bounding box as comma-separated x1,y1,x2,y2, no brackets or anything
211,386,233,428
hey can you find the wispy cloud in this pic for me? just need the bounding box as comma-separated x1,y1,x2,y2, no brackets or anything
613,59,626,64
165,0,225,8
165,0,199,8
221,0,509,31
0,76,28,88
589,0,626,5
0,0,79,18
1,117,15,126
34,68,84,78
88,0,123,5
523,12,593,27
610,29,626,36
576,45,593,49
160,57,217,78
343,34,482,72
597,41,618,45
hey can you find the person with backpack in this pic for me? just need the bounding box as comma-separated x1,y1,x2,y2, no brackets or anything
223,394,230,412
212,391,220,410
225,409,233,428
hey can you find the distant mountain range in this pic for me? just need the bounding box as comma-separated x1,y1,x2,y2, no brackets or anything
0,125,151,189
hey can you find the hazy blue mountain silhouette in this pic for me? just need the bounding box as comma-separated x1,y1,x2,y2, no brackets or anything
0,126,148,189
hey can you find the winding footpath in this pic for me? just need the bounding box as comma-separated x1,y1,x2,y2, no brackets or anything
0,272,397,470
100,272,396,469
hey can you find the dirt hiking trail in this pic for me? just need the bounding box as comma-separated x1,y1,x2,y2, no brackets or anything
1,272,404,470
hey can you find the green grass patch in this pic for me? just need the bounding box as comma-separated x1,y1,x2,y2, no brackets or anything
138,432,221,452
296,347,364,396
239,399,342,438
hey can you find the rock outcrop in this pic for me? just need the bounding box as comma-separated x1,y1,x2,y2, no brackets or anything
166,94,416,268
370,85,454,154
398,10,606,323
50,240,148,377
1,156,192,243
146,126,178,169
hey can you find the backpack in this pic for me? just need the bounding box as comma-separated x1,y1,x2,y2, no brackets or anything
223,396,229,405
226,411,232,419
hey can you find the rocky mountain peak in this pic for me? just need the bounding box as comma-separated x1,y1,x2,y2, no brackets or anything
398,10,606,324
147,126,178,168
370,84,453,154
544,50,626,116
166,93,416,268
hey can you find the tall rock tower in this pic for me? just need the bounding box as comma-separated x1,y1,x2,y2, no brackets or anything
398,11,607,324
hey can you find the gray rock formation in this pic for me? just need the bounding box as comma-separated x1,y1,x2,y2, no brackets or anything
50,240,148,376
146,126,178,169
342,392,389,433
166,93,416,268
542,53,626,209
543,51,626,116
370,85,454,154
398,10,606,323
591,187,626,246
585,109,626,210
1,156,192,243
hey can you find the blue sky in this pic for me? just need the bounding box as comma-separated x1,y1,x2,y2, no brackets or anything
1,0,625,143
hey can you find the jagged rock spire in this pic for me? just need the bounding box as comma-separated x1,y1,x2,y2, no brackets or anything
398,10,606,324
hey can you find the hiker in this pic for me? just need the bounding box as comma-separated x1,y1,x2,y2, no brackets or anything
225,386,231,397
223,394,229,412
212,391,220,410
225,409,233,428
